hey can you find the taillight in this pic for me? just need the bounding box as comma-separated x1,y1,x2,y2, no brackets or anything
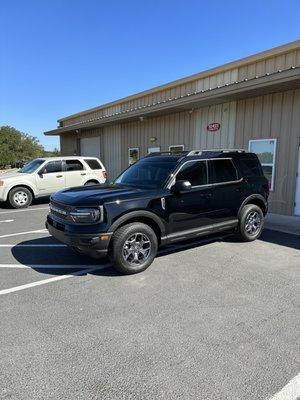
102,170,107,180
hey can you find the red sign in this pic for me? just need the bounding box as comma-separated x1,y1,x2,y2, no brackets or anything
207,123,220,132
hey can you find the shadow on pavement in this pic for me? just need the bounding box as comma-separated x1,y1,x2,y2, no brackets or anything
222,228,300,250
0,196,50,210
259,228,300,250
11,233,230,277
10,228,298,277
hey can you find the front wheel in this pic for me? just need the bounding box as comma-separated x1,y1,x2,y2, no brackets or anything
8,187,33,209
237,204,264,242
109,222,158,274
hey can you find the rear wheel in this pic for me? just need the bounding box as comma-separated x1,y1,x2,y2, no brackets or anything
237,204,264,242
109,222,158,274
84,180,98,186
8,187,33,209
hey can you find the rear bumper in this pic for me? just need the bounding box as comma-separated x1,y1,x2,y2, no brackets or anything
46,216,112,259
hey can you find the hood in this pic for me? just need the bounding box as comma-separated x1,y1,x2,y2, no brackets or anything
51,183,157,206
0,171,30,180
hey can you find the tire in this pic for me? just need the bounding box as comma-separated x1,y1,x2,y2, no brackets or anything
84,180,98,186
237,204,264,242
109,222,158,274
8,186,33,209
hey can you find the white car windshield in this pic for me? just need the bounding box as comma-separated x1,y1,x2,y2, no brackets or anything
19,159,45,173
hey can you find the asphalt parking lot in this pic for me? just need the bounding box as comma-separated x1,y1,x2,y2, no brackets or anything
0,202,299,400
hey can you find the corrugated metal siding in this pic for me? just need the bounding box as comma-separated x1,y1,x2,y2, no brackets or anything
235,89,300,215
60,133,77,155
120,111,195,170
120,82,197,112
238,49,300,80
196,69,238,91
62,105,121,127
101,125,122,180
194,101,236,149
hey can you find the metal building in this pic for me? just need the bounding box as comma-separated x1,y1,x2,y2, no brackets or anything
45,40,300,216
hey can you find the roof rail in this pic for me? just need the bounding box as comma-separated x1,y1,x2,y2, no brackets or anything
187,149,247,156
145,151,188,157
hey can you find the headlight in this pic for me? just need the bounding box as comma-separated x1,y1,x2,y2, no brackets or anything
70,207,103,224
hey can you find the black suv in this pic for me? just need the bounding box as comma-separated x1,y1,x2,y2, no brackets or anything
46,149,269,274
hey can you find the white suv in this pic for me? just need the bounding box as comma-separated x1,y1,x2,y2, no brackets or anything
0,157,107,208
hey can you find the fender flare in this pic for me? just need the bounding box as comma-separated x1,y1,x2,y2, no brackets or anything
3,181,37,200
238,194,268,217
109,210,166,236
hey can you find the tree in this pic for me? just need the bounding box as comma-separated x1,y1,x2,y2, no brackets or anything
0,126,55,167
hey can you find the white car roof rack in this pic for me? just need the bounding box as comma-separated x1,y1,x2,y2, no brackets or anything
187,149,247,156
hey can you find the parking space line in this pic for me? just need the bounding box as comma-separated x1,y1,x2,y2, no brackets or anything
0,229,48,239
0,244,67,248
0,207,49,215
0,264,110,296
0,264,100,269
267,372,300,400
0,219,14,223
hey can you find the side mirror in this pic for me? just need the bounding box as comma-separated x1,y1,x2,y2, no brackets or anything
38,170,44,178
171,180,192,193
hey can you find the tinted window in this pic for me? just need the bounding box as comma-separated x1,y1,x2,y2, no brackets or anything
42,161,62,174
239,158,263,177
176,161,207,186
115,159,177,188
210,159,237,183
84,159,102,170
65,159,84,171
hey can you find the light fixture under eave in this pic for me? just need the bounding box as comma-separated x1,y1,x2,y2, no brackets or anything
139,116,144,122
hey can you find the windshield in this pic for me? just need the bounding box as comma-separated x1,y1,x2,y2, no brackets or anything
19,159,45,173
114,158,178,188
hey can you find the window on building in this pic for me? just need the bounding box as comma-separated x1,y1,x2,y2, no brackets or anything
209,159,238,183
176,161,208,186
42,161,63,174
84,159,102,170
128,148,139,165
249,139,277,191
148,147,160,154
169,145,185,154
65,159,84,171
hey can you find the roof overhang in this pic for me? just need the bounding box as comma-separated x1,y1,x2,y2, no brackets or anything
45,66,300,136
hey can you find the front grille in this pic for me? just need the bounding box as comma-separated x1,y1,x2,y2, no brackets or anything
49,200,72,221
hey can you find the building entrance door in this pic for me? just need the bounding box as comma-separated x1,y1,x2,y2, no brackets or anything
294,146,300,216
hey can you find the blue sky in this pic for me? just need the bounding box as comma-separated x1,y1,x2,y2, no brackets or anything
1,0,299,150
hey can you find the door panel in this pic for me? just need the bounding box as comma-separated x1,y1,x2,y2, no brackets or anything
165,160,216,234
165,186,215,234
64,159,85,188
36,161,65,194
208,159,243,221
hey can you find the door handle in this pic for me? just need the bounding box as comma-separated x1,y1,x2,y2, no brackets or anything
81,173,86,176
56,175,63,178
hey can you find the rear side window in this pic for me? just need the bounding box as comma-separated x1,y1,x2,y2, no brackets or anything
239,158,263,177
210,159,238,183
84,159,102,170
65,159,84,171
176,161,208,186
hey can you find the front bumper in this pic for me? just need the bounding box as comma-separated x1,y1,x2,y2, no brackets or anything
46,216,112,259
